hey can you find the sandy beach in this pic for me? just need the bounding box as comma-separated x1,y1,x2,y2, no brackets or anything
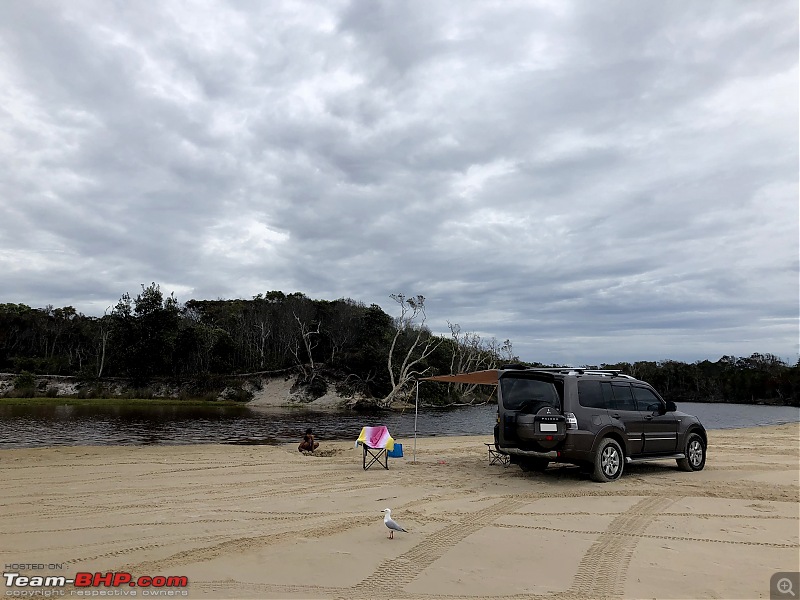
1,424,798,600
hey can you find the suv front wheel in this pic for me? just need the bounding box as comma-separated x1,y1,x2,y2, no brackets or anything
677,432,706,472
592,438,624,483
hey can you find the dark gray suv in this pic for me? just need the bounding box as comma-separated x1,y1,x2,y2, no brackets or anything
493,366,707,482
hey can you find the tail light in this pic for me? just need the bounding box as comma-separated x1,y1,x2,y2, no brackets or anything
565,412,578,430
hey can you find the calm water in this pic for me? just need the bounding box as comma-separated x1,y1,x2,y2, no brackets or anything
0,401,797,449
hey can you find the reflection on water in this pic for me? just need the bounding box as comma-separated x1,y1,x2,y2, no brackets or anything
0,401,797,449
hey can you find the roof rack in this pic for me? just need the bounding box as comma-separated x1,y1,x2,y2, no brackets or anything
504,367,635,379
580,370,636,379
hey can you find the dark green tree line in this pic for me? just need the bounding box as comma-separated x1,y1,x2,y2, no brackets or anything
0,286,512,402
1,286,797,405
597,354,799,406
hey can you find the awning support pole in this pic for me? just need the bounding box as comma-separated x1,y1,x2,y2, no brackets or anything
413,381,419,463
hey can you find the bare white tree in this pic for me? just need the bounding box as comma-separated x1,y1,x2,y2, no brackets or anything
97,308,111,378
380,294,442,407
446,322,497,398
290,305,321,385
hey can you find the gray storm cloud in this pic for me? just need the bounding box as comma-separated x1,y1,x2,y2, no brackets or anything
0,0,797,364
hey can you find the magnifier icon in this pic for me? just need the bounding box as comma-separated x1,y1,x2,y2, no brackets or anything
777,578,796,597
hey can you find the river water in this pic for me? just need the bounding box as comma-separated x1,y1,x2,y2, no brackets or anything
0,401,798,449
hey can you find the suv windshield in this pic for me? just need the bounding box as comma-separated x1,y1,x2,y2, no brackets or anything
500,376,561,412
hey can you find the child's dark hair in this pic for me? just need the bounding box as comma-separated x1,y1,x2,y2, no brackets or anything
306,428,313,435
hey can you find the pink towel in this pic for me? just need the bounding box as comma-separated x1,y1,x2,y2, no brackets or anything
356,426,395,451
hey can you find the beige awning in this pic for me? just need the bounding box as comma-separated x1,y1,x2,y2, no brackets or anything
421,369,499,386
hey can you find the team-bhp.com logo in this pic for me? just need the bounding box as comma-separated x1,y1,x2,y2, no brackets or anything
4,572,189,597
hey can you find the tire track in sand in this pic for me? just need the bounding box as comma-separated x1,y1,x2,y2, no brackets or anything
342,497,527,600
555,495,676,600
493,523,798,549
120,514,375,573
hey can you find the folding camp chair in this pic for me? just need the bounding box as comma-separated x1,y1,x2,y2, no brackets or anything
486,443,510,466
362,444,388,470
356,426,395,471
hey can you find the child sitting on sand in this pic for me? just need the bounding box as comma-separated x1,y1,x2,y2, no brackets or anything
298,428,319,453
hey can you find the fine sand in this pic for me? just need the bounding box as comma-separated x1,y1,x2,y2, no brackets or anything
1,424,798,600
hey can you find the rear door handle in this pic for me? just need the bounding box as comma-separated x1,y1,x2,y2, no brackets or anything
644,415,653,420
611,413,619,418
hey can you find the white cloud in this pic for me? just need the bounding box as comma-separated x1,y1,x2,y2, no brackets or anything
0,0,796,365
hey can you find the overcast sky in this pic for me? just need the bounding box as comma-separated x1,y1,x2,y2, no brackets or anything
0,1,797,366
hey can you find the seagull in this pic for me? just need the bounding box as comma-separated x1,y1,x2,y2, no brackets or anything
381,508,408,539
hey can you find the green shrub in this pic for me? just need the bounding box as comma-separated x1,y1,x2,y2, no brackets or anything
307,376,328,399
177,390,220,402
13,371,36,389
12,358,45,373
79,384,107,399
127,387,154,400
222,386,253,402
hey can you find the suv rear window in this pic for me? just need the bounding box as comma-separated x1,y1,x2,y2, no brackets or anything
500,376,561,412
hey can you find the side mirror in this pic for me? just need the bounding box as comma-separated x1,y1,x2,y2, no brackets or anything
664,400,677,413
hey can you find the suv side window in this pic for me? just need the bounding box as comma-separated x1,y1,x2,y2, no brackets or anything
611,382,637,411
601,381,614,408
578,380,608,409
632,386,662,412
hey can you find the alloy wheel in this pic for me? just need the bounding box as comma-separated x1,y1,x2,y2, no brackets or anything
688,439,703,468
602,445,620,478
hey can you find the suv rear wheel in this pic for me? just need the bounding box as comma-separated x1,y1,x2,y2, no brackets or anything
592,438,624,482
677,432,706,472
